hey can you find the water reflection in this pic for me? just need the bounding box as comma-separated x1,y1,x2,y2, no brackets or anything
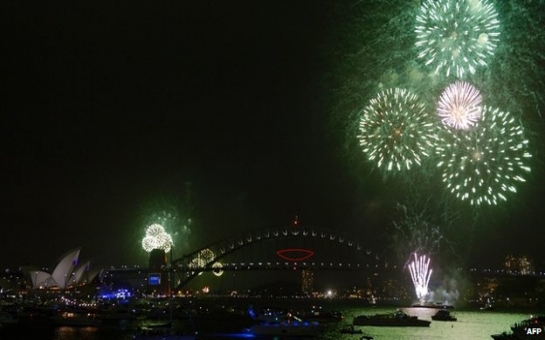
0,306,540,340
54,326,100,340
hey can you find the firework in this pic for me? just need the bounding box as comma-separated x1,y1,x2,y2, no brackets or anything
189,249,216,276
437,81,483,130
415,0,500,78
195,248,215,266
436,106,532,205
391,200,457,264
142,224,174,253
408,253,432,303
358,88,440,172
212,262,224,277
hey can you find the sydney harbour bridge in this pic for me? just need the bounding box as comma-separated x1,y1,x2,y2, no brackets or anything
163,225,381,289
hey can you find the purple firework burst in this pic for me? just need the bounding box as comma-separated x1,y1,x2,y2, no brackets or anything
437,81,483,130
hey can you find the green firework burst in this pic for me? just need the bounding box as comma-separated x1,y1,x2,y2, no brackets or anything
358,88,440,173
436,106,531,205
415,0,500,79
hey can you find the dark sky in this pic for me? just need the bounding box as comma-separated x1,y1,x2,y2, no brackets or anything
1,1,355,270
2,1,545,273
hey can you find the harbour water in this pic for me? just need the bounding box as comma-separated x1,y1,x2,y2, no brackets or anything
0,304,538,340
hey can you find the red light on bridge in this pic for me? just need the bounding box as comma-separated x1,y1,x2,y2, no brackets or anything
276,248,314,262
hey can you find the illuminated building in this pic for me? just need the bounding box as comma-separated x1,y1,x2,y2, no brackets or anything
302,269,314,295
28,248,101,290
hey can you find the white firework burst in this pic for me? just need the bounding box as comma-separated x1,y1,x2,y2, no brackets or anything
142,224,174,253
437,81,483,130
415,0,500,78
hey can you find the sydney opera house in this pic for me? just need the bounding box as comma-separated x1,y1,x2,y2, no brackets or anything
28,247,102,290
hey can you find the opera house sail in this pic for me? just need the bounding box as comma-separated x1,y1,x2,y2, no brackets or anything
28,248,101,290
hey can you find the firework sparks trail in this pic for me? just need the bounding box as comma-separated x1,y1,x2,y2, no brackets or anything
408,253,433,302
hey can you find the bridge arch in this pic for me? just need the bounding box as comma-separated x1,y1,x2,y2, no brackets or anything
171,225,377,288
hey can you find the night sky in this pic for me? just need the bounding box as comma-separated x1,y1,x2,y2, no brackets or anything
2,1,545,274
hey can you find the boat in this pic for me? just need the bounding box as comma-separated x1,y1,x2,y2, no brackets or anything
244,314,323,336
339,326,374,339
248,306,287,322
340,324,363,334
490,315,545,340
412,303,454,309
511,315,545,331
490,332,516,340
353,310,431,327
431,309,457,321
297,307,345,323
510,315,545,339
